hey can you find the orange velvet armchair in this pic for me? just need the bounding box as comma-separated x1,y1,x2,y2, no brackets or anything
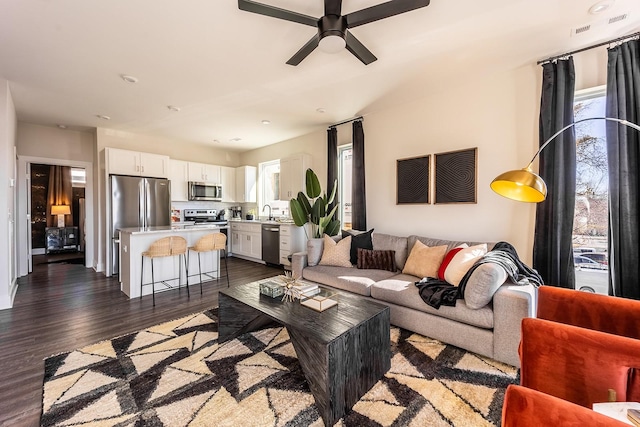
502,385,629,427
520,317,640,408
537,285,640,339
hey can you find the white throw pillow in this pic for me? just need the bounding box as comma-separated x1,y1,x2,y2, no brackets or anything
443,243,488,286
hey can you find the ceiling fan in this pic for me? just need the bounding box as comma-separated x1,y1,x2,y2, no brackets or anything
237,0,431,65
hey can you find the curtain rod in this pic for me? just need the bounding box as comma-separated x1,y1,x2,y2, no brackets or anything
537,31,640,65
328,116,363,129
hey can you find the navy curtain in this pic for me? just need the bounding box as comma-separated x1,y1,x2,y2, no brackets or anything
606,39,640,299
352,120,367,230
533,58,576,288
327,127,338,220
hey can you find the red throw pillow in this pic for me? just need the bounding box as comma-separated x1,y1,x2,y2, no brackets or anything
438,247,465,280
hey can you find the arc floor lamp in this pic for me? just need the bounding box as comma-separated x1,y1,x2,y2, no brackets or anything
491,117,640,202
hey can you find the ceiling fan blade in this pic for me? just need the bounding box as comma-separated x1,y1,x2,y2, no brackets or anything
345,0,430,28
238,0,317,27
286,35,321,66
324,0,342,16
345,31,377,65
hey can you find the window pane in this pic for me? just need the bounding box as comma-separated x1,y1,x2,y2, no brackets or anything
259,160,289,217
339,146,352,229
573,90,609,295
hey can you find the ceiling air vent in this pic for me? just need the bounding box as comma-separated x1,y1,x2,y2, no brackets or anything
608,14,628,24
571,24,591,36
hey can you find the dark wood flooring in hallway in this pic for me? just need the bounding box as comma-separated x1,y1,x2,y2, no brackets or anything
0,258,282,426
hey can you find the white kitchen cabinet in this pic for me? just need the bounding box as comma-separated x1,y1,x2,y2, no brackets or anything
220,166,236,202
230,222,262,260
235,165,257,203
188,162,221,183
168,159,189,201
107,148,169,178
279,224,306,267
279,153,311,200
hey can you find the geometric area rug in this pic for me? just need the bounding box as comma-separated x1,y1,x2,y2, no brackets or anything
41,308,518,426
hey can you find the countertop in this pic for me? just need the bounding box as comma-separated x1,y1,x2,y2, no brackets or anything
118,224,226,234
229,218,297,226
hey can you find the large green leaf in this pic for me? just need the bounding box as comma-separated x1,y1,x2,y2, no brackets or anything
305,168,321,198
311,198,326,223
297,191,312,216
289,198,307,227
324,219,341,236
327,179,337,205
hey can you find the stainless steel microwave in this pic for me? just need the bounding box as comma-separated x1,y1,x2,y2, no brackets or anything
188,182,222,201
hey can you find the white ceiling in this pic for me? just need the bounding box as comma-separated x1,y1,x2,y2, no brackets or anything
1,0,638,151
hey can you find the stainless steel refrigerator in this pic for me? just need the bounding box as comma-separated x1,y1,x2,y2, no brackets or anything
110,175,171,275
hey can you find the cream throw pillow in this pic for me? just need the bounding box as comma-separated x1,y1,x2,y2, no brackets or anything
319,235,353,267
444,243,488,286
402,240,447,278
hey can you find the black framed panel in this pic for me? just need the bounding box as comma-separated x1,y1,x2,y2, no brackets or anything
434,148,477,204
396,155,430,204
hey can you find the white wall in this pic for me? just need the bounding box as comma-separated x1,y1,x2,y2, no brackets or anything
17,123,95,162
0,78,17,310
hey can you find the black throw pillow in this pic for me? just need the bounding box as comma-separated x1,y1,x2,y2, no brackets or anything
342,228,374,265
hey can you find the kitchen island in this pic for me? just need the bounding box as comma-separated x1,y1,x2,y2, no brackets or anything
118,225,225,299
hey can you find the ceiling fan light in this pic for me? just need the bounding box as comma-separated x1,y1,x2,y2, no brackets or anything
319,35,346,53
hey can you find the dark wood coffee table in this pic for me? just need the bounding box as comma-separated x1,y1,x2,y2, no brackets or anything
218,280,391,427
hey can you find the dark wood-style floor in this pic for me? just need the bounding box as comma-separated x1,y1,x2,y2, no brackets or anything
0,257,282,426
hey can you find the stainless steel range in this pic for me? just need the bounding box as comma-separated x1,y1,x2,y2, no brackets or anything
183,210,229,254
183,209,228,227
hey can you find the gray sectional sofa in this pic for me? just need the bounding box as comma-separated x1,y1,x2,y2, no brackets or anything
291,232,536,367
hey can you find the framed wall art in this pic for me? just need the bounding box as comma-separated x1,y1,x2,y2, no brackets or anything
396,155,430,204
434,148,477,204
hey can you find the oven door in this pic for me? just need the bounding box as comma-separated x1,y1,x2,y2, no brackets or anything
188,182,222,201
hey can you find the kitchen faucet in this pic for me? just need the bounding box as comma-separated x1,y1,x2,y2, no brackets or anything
263,204,273,221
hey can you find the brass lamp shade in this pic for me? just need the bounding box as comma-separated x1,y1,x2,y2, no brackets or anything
51,205,71,215
490,168,547,203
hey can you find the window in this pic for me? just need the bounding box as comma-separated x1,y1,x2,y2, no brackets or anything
71,168,86,186
338,145,352,229
572,86,608,295
258,160,288,217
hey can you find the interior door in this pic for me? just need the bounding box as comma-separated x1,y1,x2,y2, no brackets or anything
26,162,32,273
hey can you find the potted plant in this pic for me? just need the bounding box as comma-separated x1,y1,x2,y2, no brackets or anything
289,168,340,239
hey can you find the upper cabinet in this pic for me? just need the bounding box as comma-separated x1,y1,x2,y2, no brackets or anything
236,165,257,203
107,148,169,178
279,153,311,200
220,166,236,202
188,162,221,184
168,159,189,201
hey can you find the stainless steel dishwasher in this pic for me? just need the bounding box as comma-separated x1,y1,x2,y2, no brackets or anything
261,224,281,265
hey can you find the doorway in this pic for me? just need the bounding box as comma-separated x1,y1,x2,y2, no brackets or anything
16,155,94,277
30,164,86,269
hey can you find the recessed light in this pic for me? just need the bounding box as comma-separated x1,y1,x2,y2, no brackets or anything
589,0,614,14
230,137,242,142
167,105,181,112
120,74,139,83
96,114,111,120
57,124,67,129
316,108,326,113
261,120,271,125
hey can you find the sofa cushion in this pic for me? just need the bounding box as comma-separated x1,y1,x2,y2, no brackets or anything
319,235,352,267
464,263,508,309
302,265,396,296
342,228,374,265
402,240,447,279
371,274,494,329
357,248,396,272
408,235,494,253
372,233,408,270
438,244,468,280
